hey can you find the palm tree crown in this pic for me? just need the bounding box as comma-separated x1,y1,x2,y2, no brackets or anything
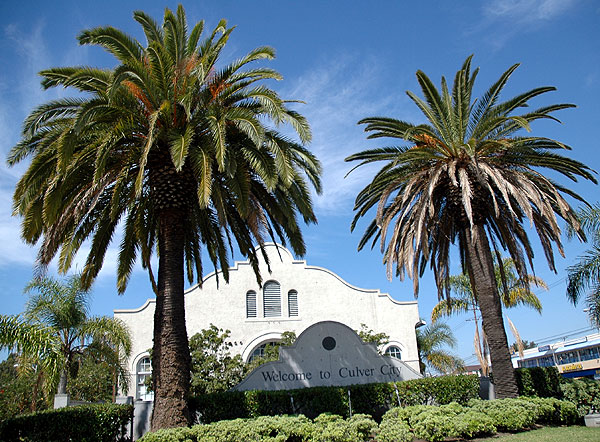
431,257,546,322
346,56,595,398
567,203,600,326
415,321,463,375
0,275,132,397
431,257,546,375
8,5,321,429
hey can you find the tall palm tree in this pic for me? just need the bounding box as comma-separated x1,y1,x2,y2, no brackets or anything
0,275,132,398
415,321,463,375
8,6,321,429
567,203,600,326
432,257,547,374
346,56,595,398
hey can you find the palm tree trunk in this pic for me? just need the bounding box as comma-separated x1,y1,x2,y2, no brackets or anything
57,368,68,395
464,223,518,398
151,208,191,430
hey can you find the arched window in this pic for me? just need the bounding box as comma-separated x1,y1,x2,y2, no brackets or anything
136,357,153,401
263,281,281,317
288,290,298,317
248,341,279,363
385,346,402,360
246,290,257,318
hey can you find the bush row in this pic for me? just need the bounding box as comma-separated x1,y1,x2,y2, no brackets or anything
515,366,563,398
379,397,578,442
560,378,600,416
515,366,600,417
140,397,578,442
192,375,479,423
0,403,133,442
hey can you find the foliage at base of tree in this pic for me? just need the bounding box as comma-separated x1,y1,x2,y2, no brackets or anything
0,403,133,442
559,378,600,416
514,366,563,398
189,325,247,396
139,397,578,442
191,375,480,423
0,354,49,421
67,357,114,403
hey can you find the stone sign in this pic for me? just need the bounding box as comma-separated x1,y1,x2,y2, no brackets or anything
234,321,421,391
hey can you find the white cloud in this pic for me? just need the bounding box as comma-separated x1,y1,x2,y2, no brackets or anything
473,0,578,49
281,55,419,216
484,0,576,21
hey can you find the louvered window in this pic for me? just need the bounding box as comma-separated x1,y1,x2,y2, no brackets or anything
246,290,257,318
263,281,281,317
288,290,298,317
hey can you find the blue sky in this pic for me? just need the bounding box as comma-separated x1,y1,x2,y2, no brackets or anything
1,0,599,366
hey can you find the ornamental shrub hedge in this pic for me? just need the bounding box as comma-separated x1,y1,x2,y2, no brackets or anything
560,378,600,416
515,366,563,398
0,403,133,442
141,397,579,442
515,366,600,418
192,374,479,423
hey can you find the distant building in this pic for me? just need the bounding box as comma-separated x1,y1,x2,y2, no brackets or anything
114,243,422,401
511,332,600,380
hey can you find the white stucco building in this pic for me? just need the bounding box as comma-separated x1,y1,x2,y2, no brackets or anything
115,243,422,400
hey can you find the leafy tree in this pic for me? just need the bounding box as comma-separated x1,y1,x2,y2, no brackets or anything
431,257,546,374
511,340,536,353
356,323,390,351
346,56,594,397
0,354,48,421
567,203,600,326
189,325,246,395
245,331,297,373
0,275,132,399
67,357,114,403
415,321,463,375
8,5,320,429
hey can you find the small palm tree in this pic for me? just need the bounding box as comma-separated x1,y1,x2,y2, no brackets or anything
567,203,600,326
415,321,463,375
432,257,547,374
346,56,595,397
0,275,131,398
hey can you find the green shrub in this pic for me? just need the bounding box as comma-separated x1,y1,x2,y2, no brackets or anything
0,403,133,442
560,378,600,417
312,413,376,442
467,398,537,431
381,402,495,442
524,396,579,425
515,367,563,398
142,397,580,442
140,413,376,442
192,375,479,423
375,419,413,442
138,426,195,442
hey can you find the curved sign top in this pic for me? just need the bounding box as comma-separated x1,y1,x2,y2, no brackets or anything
234,321,422,391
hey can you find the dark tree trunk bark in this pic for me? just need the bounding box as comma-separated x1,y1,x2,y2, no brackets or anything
150,208,191,430
464,223,518,398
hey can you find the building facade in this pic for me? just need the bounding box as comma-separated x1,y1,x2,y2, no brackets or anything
511,332,600,379
114,243,422,400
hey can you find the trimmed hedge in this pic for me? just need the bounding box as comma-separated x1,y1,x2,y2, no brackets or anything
140,397,579,442
0,403,133,442
515,366,600,418
515,366,563,398
379,397,577,442
192,374,479,423
560,378,600,417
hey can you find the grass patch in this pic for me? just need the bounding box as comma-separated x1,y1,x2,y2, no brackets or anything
480,426,599,441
